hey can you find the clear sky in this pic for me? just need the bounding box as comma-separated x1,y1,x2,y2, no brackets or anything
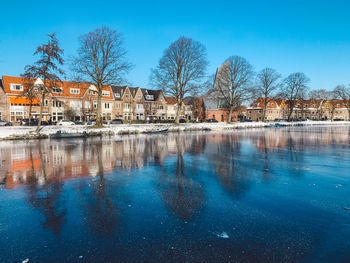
1,0,349,90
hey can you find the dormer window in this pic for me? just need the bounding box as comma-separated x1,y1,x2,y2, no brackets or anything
52,87,62,93
102,91,110,97
89,90,97,95
146,95,154,100
115,93,120,99
10,84,23,91
70,88,80,95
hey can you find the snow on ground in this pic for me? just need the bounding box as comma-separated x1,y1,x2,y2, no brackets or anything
1,120,350,140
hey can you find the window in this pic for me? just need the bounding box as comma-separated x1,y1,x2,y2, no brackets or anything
146,95,154,100
102,91,110,97
104,103,110,109
137,104,143,109
84,101,91,109
89,90,97,95
158,105,164,110
52,87,62,93
124,103,131,109
94,102,97,109
10,84,23,91
168,106,174,111
52,100,62,108
0,112,2,120
11,111,24,122
115,93,121,99
70,88,80,94
137,94,141,99
116,103,121,109
44,99,49,107
125,94,129,99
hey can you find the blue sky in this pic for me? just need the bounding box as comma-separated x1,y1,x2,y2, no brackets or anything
1,0,350,90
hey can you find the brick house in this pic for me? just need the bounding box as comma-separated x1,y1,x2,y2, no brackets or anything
0,75,115,123
247,97,350,121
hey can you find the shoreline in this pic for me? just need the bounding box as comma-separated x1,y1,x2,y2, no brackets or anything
1,121,350,141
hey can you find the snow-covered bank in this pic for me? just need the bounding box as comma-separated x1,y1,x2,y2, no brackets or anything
1,121,350,140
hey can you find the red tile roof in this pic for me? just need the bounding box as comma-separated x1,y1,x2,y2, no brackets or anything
2,75,114,100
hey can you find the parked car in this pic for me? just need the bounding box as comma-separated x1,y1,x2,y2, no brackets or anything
57,120,75,126
0,120,12,126
21,118,50,126
109,119,123,125
179,119,186,123
207,118,218,123
240,119,253,122
85,119,96,126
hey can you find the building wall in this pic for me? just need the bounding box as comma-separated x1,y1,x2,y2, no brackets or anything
205,109,237,122
0,88,9,121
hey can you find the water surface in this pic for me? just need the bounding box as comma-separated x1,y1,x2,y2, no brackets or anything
1,126,350,263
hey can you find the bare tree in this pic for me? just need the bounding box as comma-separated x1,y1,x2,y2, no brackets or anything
72,26,132,127
21,78,39,125
151,37,208,124
280,73,310,121
296,85,310,120
22,33,64,132
254,68,281,122
214,56,254,123
309,89,328,120
334,84,350,120
323,90,338,121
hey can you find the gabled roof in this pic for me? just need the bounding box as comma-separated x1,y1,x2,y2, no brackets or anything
140,88,162,101
111,86,128,101
247,98,281,109
128,87,139,98
2,75,114,100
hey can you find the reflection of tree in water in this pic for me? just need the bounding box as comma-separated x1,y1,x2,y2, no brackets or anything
159,137,204,221
285,130,306,177
79,140,120,237
206,134,251,198
26,143,66,236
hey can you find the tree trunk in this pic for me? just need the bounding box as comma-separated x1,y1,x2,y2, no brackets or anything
262,104,267,122
96,83,103,127
287,107,293,122
228,106,234,123
29,102,33,125
174,101,181,124
36,93,45,133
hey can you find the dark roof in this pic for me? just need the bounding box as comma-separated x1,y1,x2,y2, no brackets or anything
140,88,162,101
128,87,139,98
0,78,3,91
111,86,127,101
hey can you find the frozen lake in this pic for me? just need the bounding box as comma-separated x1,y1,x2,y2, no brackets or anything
1,126,350,262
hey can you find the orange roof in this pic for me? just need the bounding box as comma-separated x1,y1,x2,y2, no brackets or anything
9,96,40,105
249,98,281,109
2,75,115,100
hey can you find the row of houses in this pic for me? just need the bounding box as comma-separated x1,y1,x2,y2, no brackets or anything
0,76,207,123
247,98,350,121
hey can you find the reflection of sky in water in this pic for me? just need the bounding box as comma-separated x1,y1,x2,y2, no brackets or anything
0,126,350,262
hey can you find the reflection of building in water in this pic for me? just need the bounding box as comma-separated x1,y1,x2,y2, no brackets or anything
0,134,206,189
1,127,349,189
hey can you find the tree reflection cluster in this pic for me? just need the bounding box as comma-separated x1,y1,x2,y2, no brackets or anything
0,126,349,235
